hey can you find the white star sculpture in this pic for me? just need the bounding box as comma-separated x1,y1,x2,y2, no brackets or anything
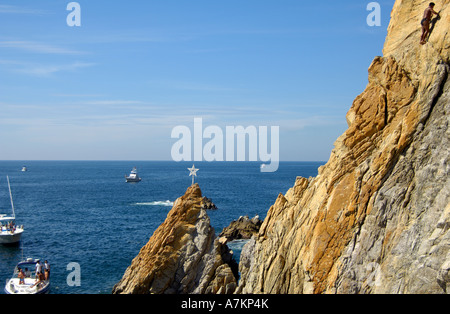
188,164,199,185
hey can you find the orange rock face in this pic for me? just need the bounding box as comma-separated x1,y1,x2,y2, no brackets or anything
238,0,449,294
113,184,237,294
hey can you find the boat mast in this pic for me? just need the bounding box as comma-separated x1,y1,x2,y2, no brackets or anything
6,176,16,219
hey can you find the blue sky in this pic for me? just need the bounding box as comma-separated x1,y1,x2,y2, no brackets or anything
0,0,395,161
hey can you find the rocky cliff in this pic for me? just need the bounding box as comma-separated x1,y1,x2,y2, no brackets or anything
112,184,237,294
113,0,448,295
237,0,449,294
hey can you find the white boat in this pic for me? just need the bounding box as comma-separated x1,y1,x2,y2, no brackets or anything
4,258,50,294
125,167,142,183
0,215,23,245
0,176,24,245
21,166,27,172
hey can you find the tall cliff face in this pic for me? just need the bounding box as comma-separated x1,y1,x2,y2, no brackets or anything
113,184,237,294
238,0,449,294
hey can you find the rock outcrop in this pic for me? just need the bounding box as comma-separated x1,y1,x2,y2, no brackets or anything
201,197,218,210
112,184,237,294
219,216,263,242
237,0,449,294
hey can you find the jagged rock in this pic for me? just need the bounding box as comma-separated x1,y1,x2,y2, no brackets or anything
112,184,237,294
201,197,218,210
237,1,449,294
219,216,263,242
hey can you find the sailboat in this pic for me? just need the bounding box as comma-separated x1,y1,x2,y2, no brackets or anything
0,176,24,245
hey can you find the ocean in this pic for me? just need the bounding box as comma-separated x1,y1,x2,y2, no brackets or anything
0,161,323,294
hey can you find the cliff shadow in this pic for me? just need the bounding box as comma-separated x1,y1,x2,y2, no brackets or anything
427,12,441,41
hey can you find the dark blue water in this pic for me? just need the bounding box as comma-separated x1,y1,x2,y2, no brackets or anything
0,161,323,294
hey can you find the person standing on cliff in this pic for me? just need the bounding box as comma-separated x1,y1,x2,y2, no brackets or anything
420,2,440,45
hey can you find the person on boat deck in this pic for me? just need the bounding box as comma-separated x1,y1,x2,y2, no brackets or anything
3,221,15,232
35,261,42,280
31,272,46,288
44,260,50,280
17,268,25,285
24,268,31,278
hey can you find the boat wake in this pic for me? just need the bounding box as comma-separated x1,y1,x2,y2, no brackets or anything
132,200,174,207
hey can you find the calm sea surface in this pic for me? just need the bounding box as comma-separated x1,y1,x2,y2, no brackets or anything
0,161,323,294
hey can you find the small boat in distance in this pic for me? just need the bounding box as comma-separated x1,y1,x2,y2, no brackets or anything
4,258,50,294
125,167,142,183
0,176,24,245
21,166,27,172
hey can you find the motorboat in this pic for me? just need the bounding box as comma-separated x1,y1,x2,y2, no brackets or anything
21,166,27,172
125,167,142,183
0,176,24,245
4,258,50,294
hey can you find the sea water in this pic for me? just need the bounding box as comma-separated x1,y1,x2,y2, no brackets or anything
0,161,323,294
